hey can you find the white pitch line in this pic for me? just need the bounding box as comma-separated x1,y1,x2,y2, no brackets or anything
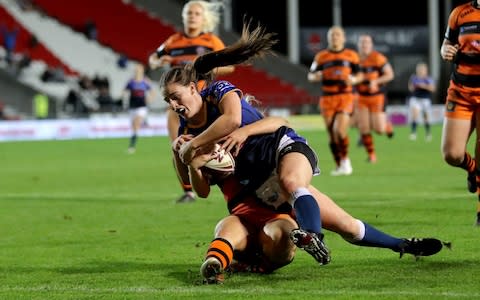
0,286,478,298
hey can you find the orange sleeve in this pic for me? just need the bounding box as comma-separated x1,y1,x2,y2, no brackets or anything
448,5,462,30
210,34,226,51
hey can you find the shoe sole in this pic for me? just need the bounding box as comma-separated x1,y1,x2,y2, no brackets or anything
201,258,224,284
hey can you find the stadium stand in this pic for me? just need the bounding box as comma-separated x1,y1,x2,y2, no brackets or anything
0,0,166,116
0,4,76,76
30,0,317,111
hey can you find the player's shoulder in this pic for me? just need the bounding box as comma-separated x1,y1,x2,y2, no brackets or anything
315,48,332,60
371,50,388,63
344,48,359,56
165,32,184,44
200,32,226,48
342,48,360,61
450,2,477,22
202,32,222,41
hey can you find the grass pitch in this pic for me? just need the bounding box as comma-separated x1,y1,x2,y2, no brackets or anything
0,124,479,299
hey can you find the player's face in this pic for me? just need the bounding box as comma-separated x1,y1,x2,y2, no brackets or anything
328,27,345,50
185,3,204,31
358,35,373,55
416,64,428,77
164,82,202,119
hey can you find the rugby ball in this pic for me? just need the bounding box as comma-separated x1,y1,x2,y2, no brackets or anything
203,144,235,173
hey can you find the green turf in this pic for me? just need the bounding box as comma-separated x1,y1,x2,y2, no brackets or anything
0,124,479,299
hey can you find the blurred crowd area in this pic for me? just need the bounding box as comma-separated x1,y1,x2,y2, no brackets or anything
0,0,150,120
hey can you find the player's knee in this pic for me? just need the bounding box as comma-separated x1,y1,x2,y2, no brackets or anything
442,149,463,166
279,170,311,193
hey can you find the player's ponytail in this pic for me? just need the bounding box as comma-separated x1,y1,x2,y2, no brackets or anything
193,20,278,74
160,20,277,98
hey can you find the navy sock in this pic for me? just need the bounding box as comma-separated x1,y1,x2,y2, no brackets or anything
351,221,403,250
411,121,417,133
425,123,431,135
129,134,137,148
293,189,321,234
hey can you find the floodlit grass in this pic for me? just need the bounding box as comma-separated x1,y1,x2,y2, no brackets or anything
0,124,479,299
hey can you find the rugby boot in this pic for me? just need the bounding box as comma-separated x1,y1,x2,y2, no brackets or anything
200,257,224,284
398,238,450,260
290,229,330,265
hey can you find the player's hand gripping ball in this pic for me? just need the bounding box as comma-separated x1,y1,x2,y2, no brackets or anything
203,144,235,173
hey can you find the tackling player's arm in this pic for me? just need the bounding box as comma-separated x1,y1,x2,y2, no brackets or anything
187,151,219,198
221,116,289,156
184,91,242,162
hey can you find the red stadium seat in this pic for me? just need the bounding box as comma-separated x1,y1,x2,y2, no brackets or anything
0,5,77,75
31,0,314,108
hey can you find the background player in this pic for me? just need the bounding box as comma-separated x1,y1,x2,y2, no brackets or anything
148,0,234,203
122,63,154,154
440,0,480,225
308,26,364,175
407,62,435,142
356,34,395,163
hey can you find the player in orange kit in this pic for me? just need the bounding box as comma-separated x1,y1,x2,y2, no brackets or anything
308,26,364,176
356,34,395,163
148,0,234,203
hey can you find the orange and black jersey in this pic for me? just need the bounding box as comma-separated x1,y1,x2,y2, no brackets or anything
310,48,360,95
218,174,293,214
357,51,389,96
155,32,226,66
445,1,480,87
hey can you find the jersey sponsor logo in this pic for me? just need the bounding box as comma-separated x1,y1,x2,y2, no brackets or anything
471,40,480,48
446,100,456,112
282,145,292,153
196,46,207,55
170,49,184,56
460,8,474,19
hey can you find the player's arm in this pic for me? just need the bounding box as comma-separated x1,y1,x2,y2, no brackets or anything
187,160,211,198
148,44,174,69
423,79,436,93
440,39,459,62
221,116,289,156
121,87,130,109
307,61,322,82
187,150,221,198
347,61,364,86
172,149,193,188
146,83,156,105
187,91,242,157
375,63,394,85
212,65,235,76
369,62,394,92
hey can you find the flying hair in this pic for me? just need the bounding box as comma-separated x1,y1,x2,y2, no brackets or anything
193,19,278,74
160,20,278,101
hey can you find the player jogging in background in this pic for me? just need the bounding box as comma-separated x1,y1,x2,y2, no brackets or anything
308,26,364,176
356,34,395,163
440,0,480,226
407,62,435,142
122,63,154,154
148,0,234,204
